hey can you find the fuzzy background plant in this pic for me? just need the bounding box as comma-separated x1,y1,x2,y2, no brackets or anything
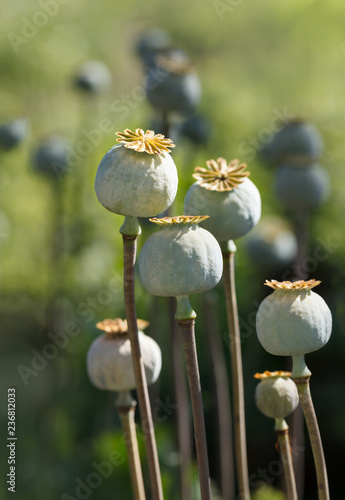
1,1,345,499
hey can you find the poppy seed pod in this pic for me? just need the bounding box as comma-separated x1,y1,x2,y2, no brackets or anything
0,119,27,151
31,135,70,178
87,319,162,392
145,54,201,115
245,218,297,270
179,113,211,145
74,61,112,94
263,119,323,165
136,28,172,66
139,216,223,318
254,371,299,422
184,158,261,242
256,280,332,367
95,128,178,218
274,163,329,212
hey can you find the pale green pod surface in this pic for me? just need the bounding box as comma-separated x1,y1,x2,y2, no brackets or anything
87,330,162,391
184,158,261,242
255,372,299,420
95,144,178,217
256,280,332,357
184,178,261,241
139,216,223,297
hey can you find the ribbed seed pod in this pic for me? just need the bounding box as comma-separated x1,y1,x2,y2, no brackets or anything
87,318,162,392
184,158,261,242
95,128,178,218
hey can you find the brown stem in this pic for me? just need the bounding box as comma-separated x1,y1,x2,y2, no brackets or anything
170,298,192,500
203,294,235,500
177,318,212,500
122,234,164,500
117,395,146,500
276,429,298,500
223,251,250,500
293,376,329,500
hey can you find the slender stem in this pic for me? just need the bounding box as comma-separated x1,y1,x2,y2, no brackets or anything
222,249,250,500
170,297,192,500
117,391,146,500
290,211,309,497
122,232,163,500
276,428,298,500
203,294,235,500
293,376,329,500
177,318,212,500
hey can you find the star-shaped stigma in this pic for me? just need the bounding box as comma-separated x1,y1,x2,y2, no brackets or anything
193,157,250,191
116,128,175,155
96,318,150,337
149,215,209,226
264,279,321,291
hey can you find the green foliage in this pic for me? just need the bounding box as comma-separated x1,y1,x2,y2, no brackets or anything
1,0,345,498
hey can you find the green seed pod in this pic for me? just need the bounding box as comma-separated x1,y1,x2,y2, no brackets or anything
145,54,201,115
95,128,178,218
262,119,323,166
74,61,112,94
254,371,299,421
184,158,261,242
245,217,297,270
274,163,329,212
139,216,223,317
256,280,332,359
87,319,162,392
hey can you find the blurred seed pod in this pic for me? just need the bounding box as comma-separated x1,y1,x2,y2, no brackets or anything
261,119,323,166
136,28,173,66
0,118,27,151
245,217,297,271
31,135,71,179
178,113,211,145
274,163,330,212
145,52,201,115
74,61,112,94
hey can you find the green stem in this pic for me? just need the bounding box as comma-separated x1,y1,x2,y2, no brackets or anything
293,376,329,500
177,317,212,500
116,391,146,500
275,426,298,500
122,231,163,500
223,247,250,500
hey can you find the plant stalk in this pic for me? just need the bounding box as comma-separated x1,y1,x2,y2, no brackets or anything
122,232,163,500
170,297,192,500
293,376,329,500
223,248,250,500
117,391,146,500
203,294,235,500
276,428,298,500
177,317,212,500
290,210,309,498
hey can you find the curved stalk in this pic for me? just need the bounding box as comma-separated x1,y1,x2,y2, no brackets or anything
275,426,298,500
122,219,163,500
116,391,146,500
177,313,211,500
222,246,250,500
293,376,329,500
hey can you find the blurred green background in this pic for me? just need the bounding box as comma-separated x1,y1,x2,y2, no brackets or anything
1,0,345,498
